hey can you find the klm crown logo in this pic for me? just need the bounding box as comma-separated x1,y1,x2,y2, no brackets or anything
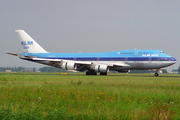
21,41,33,45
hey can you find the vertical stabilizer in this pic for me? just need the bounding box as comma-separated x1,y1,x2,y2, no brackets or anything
15,30,48,53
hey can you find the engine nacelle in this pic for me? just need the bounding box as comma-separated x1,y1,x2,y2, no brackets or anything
95,65,109,73
61,62,77,70
118,70,130,73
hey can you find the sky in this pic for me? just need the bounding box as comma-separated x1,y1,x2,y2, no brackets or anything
0,0,180,70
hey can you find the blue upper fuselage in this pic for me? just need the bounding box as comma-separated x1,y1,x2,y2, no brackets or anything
20,50,176,62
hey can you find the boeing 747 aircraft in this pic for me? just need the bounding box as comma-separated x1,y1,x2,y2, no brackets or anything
7,30,177,76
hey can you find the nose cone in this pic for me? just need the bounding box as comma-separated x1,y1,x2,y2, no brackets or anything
171,57,177,64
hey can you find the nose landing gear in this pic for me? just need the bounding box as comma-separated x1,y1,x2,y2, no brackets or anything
154,69,159,77
154,73,159,76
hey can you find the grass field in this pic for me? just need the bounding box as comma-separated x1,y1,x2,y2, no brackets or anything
0,72,180,119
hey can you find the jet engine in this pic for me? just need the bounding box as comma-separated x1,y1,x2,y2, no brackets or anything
61,62,77,70
95,65,109,73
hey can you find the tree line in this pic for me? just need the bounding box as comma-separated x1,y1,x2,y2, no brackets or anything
0,66,66,72
0,67,25,72
0,67,36,72
38,67,66,72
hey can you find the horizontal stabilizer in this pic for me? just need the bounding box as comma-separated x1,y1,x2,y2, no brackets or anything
6,52,18,56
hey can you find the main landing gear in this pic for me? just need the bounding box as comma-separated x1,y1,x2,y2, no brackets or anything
86,70,107,75
154,69,159,77
100,72,107,75
86,70,97,75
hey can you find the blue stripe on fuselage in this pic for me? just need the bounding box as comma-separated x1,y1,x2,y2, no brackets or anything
35,57,175,61
19,50,176,62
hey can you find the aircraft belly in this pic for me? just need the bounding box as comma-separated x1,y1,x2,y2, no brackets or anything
132,61,144,69
162,61,176,67
143,61,165,69
125,61,173,70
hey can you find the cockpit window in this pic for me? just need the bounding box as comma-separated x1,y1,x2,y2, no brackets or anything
159,51,165,53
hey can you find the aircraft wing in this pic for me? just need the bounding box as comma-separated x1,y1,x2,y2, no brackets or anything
32,58,129,68
32,58,91,64
113,63,130,67
99,62,130,67
32,58,92,71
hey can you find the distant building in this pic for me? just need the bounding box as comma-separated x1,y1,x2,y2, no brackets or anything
5,70,12,72
24,69,33,72
169,69,178,74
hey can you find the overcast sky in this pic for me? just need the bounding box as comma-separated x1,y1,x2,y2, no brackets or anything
0,0,180,70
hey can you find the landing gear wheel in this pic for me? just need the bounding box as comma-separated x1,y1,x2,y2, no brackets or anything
100,72,107,75
154,73,159,77
93,72,97,75
86,70,97,75
86,71,90,75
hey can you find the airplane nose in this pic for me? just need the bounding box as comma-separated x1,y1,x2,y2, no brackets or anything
171,57,177,64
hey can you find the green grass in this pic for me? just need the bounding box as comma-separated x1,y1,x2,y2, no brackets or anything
0,72,180,119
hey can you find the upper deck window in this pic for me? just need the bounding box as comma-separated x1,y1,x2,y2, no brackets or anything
121,52,134,54
159,51,165,54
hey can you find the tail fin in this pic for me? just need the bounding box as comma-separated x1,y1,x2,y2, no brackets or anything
15,30,48,53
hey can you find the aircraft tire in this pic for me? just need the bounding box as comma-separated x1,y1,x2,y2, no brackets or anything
91,71,97,75
154,73,159,77
86,71,97,75
86,71,90,75
100,72,107,75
